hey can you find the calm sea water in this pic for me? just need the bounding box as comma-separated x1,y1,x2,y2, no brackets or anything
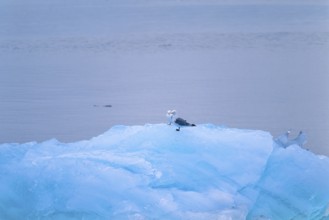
0,2,328,155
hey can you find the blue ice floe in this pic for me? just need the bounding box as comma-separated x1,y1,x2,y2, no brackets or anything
0,124,328,219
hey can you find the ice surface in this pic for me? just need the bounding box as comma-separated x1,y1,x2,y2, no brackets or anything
0,124,328,219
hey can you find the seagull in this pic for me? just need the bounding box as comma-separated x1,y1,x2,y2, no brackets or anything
166,110,196,131
275,130,307,148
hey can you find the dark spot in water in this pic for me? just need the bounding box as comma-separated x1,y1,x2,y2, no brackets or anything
159,43,172,48
93,104,112,108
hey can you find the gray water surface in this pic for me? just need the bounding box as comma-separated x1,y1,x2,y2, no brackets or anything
1,1,328,155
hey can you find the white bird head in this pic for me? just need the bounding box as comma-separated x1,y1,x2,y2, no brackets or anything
166,110,177,125
167,110,176,117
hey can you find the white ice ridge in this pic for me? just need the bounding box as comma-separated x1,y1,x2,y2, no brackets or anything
0,124,328,220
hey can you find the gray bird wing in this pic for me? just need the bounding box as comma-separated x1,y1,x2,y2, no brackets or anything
175,118,190,126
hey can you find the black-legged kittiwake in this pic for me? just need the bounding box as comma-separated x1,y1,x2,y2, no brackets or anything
166,110,196,131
